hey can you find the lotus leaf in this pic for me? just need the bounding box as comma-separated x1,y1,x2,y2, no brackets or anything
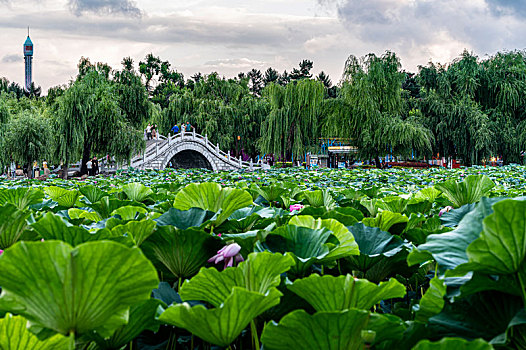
121,182,153,202
79,185,108,204
0,187,44,210
179,252,295,307
173,182,253,226
89,299,163,350
412,338,493,350
44,186,80,208
0,313,72,350
288,215,359,260
262,309,403,350
0,204,30,249
287,274,406,311
159,287,281,347
141,225,222,279
415,277,446,322
0,241,159,337
435,175,495,208
154,207,215,229
257,225,331,276
111,219,156,246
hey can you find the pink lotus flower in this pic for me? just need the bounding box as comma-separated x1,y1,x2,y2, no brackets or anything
0,249,3,255
208,243,244,268
289,204,305,212
438,206,454,217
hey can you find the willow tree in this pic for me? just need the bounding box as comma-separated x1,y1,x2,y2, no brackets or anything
478,51,526,164
418,51,497,165
325,52,432,167
258,79,324,161
156,73,268,157
0,96,10,171
2,110,52,177
114,57,151,128
55,66,144,176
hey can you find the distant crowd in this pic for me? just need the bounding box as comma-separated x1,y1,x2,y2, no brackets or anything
144,122,195,140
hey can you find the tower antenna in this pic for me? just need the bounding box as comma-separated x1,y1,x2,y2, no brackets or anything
28,26,29,36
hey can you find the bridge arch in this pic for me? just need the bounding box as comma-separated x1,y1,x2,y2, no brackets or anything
167,149,214,170
161,141,219,171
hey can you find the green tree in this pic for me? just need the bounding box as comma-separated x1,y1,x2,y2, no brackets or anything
2,110,52,178
263,68,279,86
290,60,314,80
114,58,151,127
258,79,325,161
247,69,264,96
325,52,432,167
55,63,144,177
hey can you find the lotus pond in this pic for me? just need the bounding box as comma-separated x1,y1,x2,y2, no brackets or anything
0,166,526,349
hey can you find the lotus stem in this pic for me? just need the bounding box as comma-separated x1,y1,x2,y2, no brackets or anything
517,272,526,308
251,319,260,350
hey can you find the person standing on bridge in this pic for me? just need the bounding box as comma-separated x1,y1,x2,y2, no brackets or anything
171,123,180,134
146,124,152,140
185,121,194,132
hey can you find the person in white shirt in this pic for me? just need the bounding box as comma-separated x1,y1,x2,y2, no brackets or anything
86,159,93,176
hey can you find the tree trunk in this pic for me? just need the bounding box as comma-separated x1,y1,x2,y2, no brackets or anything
80,142,91,175
62,164,69,179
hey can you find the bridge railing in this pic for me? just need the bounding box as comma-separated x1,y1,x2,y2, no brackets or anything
131,130,267,170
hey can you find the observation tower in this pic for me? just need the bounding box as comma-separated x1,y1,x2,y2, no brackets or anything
23,28,33,92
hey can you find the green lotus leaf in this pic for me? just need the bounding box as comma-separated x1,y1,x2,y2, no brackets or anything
415,277,446,322
254,184,288,204
412,337,494,350
414,187,442,202
261,309,369,350
173,182,253,226
216,206,279,233
0,187,44,210
440,203,477,227
141,225,222,280
377,196,408,213
68,208,102,222
0,241,159,337
0,204,30,250
407,197,501,270
303,189,336,209
345,223,408,282
289,215,359,261
288,274,406,312
89,299,163,350
154,208,215,230
362,211,408,234
428,291,524,342
31,212,114,246
455,199,526,276
159,287,281,347
79,185,108,204
180,252,295,307
360,197,380,217
87,197,143,220
121,183,153,202
44,186,80,208
110,206,148,221
435,175,495,208
257,225,331,276
321,207,363,226
111,219,157,246
0,313,72,350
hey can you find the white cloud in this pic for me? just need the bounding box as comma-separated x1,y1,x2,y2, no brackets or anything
204,58,266,69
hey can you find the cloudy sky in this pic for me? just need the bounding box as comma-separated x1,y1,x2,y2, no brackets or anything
0,0,525,92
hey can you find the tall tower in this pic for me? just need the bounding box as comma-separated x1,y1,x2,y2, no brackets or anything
23,28,33,92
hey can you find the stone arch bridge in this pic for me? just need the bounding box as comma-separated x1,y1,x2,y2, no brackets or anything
127,130,268,172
